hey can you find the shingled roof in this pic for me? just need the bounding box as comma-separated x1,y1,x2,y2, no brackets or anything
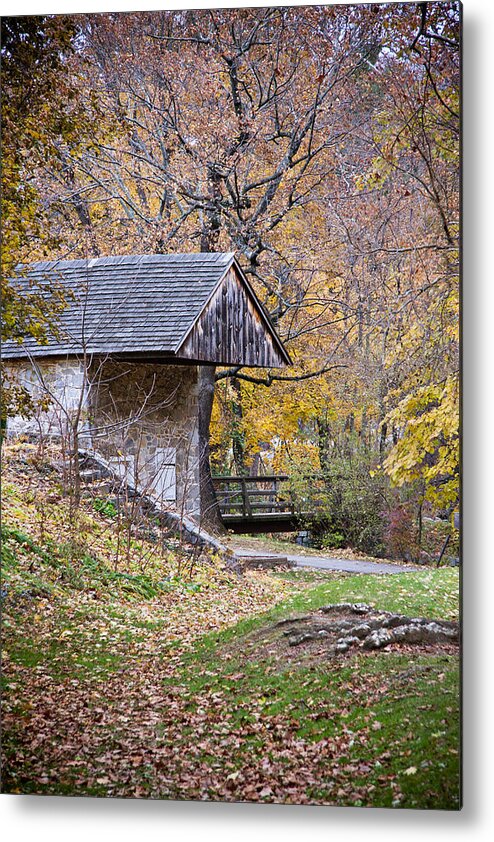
2,252,291,368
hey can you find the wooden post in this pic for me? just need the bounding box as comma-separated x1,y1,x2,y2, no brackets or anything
241,478,252,517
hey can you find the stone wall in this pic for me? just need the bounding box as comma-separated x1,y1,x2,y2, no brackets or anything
5,357,201,519
4,358,89,441
87,359,200,518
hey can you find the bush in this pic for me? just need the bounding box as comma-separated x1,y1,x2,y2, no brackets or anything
421,517,460,563
320,531,345,550
93,497,118,518
288,447,388,556
382,504,420,562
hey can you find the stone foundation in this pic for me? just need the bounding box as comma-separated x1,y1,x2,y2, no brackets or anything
4,358,90,441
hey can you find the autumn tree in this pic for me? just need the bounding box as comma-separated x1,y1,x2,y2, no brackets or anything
1,15,102,423
43,6,384,523
359,1,460,509
8,5,460,534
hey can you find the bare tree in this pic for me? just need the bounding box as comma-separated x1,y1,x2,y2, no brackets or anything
41,7,384,507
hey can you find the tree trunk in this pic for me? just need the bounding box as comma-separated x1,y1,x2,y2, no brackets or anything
417,497,423,551
231,376,246,475
317,417,331,474
197,364,224,533
379,421,387,455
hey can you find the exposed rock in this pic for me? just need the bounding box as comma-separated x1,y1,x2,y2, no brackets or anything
288,632,316,647
278,603,459,656
319,603,372,615
350,623,372,639
362,621,458,651
362,628,396,650
275,615,312,628
336,635,361,648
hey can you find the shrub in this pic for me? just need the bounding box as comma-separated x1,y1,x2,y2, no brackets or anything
320,531,345,550
288,447,389,556
382,504,420,562
421,517,460,564
93,497,118,518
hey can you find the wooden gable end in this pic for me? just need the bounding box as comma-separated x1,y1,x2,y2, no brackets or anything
176,265,290,368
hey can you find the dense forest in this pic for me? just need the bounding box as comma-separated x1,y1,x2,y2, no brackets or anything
2,3,460,560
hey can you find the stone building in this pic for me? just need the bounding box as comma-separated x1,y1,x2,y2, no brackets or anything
2,253,290,522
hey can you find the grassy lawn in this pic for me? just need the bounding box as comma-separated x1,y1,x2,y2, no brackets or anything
154,570,460,808
163,651,459,808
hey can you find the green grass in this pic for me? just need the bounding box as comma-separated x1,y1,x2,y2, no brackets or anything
1,522,172,601
273,568,459,618
180,568,459,661
157,568,460,808
7,635,123,680
162,649,459,808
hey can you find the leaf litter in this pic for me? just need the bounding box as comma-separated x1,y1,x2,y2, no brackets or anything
1,443,459,807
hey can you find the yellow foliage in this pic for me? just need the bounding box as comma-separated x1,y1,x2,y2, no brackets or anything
383,376,459,507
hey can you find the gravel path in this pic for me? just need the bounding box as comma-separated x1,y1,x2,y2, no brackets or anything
233,547,421,575
288,554,421,574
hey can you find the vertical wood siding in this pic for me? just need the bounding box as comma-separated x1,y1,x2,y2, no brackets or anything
177,267,286,367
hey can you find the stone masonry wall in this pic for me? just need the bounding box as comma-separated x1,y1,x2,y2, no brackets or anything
5,358,201,519
4,359,89,441
88,359,200,518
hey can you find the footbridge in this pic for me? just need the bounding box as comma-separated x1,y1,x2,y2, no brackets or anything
212,474,305,533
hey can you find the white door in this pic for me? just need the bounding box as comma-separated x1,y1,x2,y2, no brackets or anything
149,447,176,502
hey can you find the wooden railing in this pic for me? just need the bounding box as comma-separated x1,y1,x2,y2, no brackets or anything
212,473,330,533
212,474,295,519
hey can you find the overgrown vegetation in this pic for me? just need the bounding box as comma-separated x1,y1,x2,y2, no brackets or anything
288,448,389,556
282,447,458,561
